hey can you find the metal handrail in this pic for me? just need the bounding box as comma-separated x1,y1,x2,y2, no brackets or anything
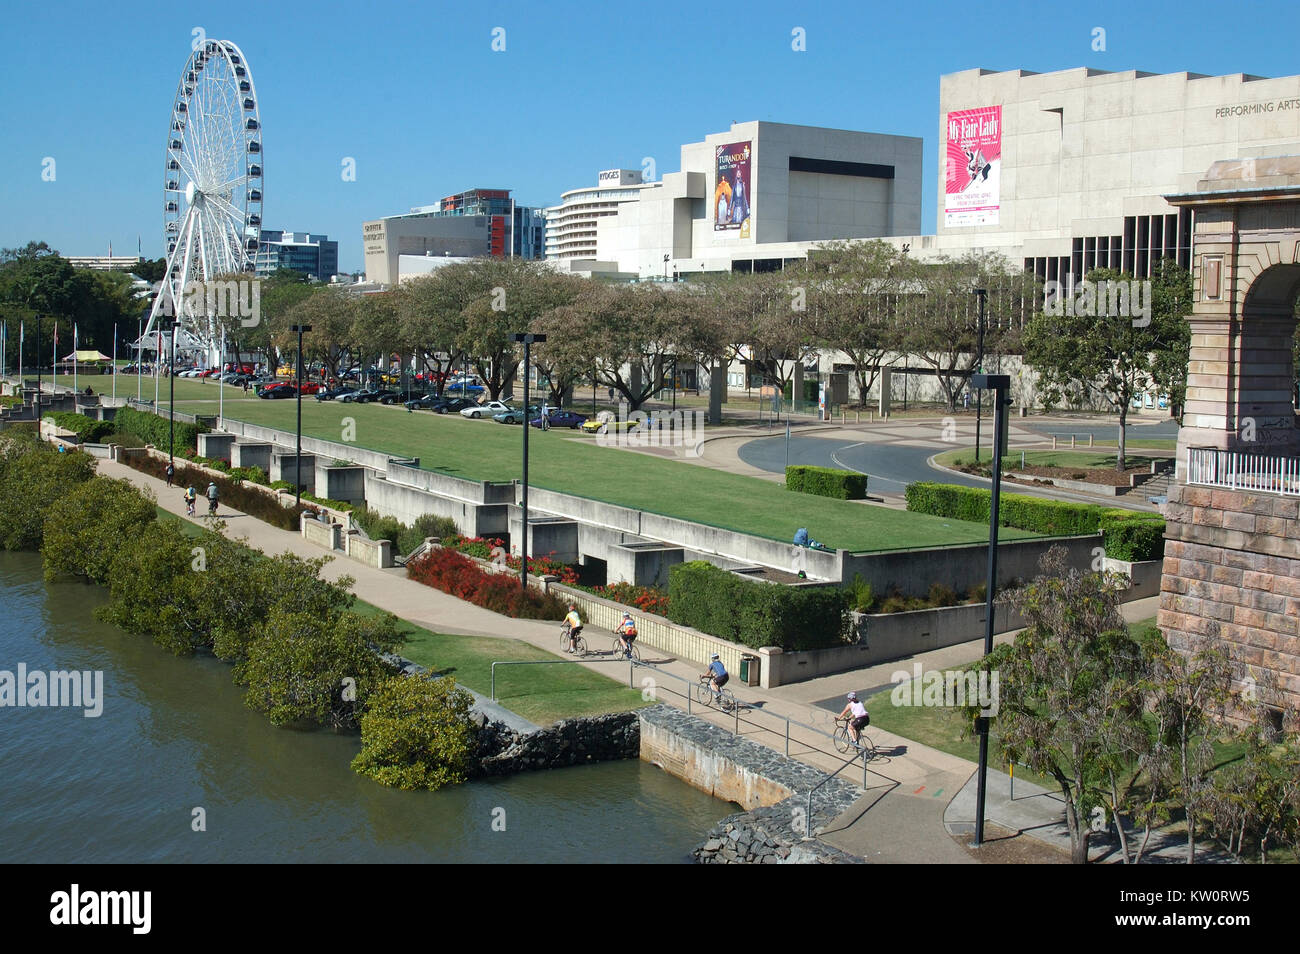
805,748,871,841
1186,446,1300,497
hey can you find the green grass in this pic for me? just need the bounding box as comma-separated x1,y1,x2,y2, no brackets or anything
171,396,1044,553
43,370,253,405
351,600,646,726
936,448,1172,471
152,507,641,725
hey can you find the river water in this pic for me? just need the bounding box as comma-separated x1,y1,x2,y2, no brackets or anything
0,551,729,863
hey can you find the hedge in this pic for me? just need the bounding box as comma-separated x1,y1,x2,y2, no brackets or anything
120,451,312,531
905,481,1165,559
42,412,115,443
114,406,209,453
667,560,850,651
786,465,867,500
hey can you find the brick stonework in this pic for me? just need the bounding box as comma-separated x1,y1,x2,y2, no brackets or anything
1160,482,1300,707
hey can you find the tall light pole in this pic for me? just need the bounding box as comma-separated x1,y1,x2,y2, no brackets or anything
510,332,545,589
34,314,42,411
136,316,142,401
973,288,987,463
971,372,1010,847
169,318,177,471
290,324,312,508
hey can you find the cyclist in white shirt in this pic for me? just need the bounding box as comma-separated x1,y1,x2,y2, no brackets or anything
837,691,870,744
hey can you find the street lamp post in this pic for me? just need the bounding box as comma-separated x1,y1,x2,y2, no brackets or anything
663,254,669,280
973,288,987,463
290,324,312,508
169,318,177,471
510,332,546,590
971,372,1010,848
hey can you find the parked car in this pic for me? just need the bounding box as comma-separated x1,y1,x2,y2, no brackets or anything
444,381,485,395
493,404,542,425
462,400,510,420
315,385,353,402
403,392,443,411
530,409,588,430
581,412,639,435
376,390,405,405
258,383,296,399
297,382,322,395
433,397,476,414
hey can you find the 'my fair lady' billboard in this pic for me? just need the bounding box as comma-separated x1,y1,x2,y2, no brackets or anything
944,106,1001,227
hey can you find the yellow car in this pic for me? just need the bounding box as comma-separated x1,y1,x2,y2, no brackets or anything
580,414,640,436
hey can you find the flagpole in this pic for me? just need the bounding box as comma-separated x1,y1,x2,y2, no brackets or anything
74,323,78,394
18,322,23,382
136,318,142,401
112,323,117,401
219,327,225,425
154,328,160,406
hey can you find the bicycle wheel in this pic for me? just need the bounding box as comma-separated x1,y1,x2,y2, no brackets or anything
719,690,736,712
695,679,715,707
833,723,851,754
859,734,876,761
627,641,642,662
560,629,570,653
574,636,588,657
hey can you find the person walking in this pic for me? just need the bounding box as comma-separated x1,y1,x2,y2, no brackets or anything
206,481,219,515
165,462,175,488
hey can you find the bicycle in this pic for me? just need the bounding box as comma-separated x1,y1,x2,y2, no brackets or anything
833,716,876,761
611,632,641,662
695,674,736,712
559,623,587,657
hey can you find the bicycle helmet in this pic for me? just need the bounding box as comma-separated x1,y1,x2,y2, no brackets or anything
623,612,631,619
847,692,858,701
711,653,720,660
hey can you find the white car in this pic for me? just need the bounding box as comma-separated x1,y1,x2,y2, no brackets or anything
461,400,509,420
181,368,204,378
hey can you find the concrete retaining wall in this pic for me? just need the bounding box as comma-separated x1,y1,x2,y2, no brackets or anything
1104,556,1164,601
346,532,393,569
301,514,340,550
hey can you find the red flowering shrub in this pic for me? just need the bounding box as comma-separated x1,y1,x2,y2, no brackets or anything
441,535,580,586
406,548,567,620
592,581,670,616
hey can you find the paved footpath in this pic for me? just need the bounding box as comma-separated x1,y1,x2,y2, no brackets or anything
100,455,1160,863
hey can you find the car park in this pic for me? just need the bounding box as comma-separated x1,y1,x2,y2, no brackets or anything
433,396,476,414
257,382,296,399
461,400,509,420
530,409,588,430
492,405,542,425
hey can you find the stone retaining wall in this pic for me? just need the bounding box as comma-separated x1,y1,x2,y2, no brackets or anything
475,711,640,776
637,705,863,864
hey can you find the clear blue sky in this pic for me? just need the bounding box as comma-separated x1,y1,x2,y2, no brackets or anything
1,0,1296,272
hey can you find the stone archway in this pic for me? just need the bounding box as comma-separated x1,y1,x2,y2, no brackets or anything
1159,156,1300,712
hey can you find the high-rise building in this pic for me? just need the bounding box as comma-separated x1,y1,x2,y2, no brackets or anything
254,231,339,281
362,189,546,285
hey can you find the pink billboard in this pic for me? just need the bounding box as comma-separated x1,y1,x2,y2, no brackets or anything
944,106,1002,227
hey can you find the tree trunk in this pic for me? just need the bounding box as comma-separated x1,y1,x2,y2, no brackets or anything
1116,404,1128,471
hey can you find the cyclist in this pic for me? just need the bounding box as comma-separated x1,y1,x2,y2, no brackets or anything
561,604,583,653
206,481,219,515
183,486,196,516
837,691,870,745
613,612,638,658
702,653,728,698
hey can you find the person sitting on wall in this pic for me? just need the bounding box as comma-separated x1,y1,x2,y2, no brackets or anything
793,527,810,547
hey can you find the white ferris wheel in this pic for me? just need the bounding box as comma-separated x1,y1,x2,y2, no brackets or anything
143,39,263,360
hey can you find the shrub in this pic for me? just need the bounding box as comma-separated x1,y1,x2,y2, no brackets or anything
234,609,402,730
786,465,867,500
114,406,208,452
302,492,354,512
118,452,309,531
928,582,959,607
42,476,157,583
1100,518,1166,562
591,581,670,616
0,432,97,550
905,481,1166,557
352,673,477,790
42,411,115,443
847,574,874,613
108,431,146,449
406,547,568,619
667,561,850,650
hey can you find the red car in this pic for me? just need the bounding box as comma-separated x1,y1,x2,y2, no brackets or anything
200,368,221,378
297,382,322,395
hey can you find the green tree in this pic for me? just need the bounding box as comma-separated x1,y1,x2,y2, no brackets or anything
965,546,1148,863
352,672,478,790
235,609,402,729
99,519,209,655
0,432,97,550
1023,262,1188,469
41,476,156,583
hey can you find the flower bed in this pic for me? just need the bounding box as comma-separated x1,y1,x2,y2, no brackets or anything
441,535,580,586
406,547,567,619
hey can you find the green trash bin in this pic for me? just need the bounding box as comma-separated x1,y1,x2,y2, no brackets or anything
739,653,760,687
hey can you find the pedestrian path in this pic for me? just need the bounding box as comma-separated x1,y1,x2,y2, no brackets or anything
100,455,1162,863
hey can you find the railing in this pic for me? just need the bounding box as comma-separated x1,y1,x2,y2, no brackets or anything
1186,447,1300,497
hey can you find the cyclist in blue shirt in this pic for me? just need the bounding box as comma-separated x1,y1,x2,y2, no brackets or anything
702,653,729,694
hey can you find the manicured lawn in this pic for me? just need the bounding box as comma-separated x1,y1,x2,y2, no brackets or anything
47,370,252,404
173,396,1043,553
352,602,646,726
